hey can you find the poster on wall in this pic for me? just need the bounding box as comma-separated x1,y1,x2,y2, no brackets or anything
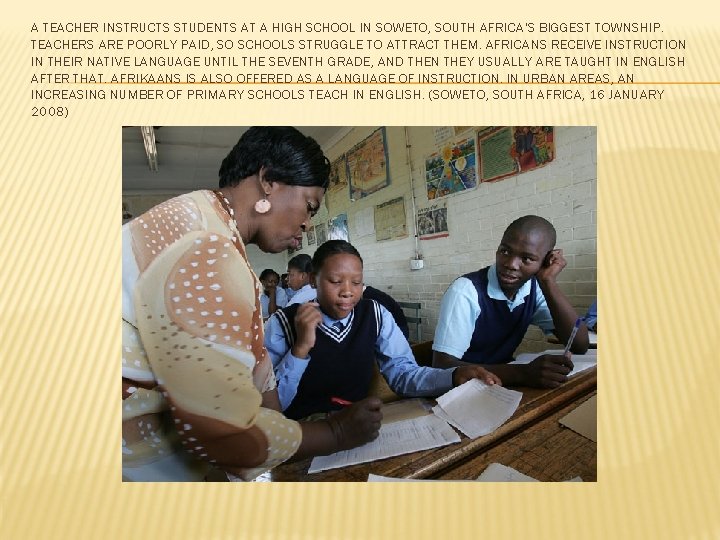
306,225,316,246
326,155,349,212
315,222,328,245
347,128,390,200
425,135,478,200
478,127,518,182
374,197,407,242
417,203,449,240
511,126,555,173
328,214,349,241
479,126,555,182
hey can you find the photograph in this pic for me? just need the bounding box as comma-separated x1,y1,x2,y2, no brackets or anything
122,125,597,483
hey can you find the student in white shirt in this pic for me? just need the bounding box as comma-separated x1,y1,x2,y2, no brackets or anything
286,254,316,306
259,268,287,319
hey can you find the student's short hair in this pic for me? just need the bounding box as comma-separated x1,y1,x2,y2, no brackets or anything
504,215,557,250
288,253,313,273
218,127,331,189
312,240,362,272
259,268,280,281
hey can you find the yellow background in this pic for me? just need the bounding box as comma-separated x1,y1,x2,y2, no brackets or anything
2,1,719,539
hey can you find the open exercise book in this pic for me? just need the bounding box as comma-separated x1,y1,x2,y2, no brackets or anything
308,383,523,473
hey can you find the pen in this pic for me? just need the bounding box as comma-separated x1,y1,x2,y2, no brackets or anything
563,317,583,355
330,396,353,407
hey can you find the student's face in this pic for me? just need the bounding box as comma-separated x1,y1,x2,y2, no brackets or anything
495,229,550,297
255,183,324,253
287,268,307,291
261,274,279,291
313,254,364,319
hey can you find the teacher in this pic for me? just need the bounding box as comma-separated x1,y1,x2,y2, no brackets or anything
122,127,381,481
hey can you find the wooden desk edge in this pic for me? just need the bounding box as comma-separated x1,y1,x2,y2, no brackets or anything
401,369,597,479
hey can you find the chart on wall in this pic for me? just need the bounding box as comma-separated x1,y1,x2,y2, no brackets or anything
374,197,407,242
306,225,316,246
326,155,350,212
347,128,390,200
425,135,478,200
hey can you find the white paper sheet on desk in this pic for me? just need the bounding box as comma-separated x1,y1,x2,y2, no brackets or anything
512,349,597,377
431,380,522,439
476,463,583,482
308,414,460,474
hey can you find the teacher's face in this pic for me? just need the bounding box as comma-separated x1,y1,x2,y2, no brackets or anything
255,184,324,253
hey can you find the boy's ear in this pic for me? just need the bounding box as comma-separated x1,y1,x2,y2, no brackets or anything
542,251,553,267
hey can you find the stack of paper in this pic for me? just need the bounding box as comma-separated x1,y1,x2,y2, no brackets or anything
432,380,522,439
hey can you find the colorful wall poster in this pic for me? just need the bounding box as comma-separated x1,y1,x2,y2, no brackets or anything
347,128,390,200
425,135,478,200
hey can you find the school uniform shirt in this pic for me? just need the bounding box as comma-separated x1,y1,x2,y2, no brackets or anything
284,287,297,302
260,288,288,319
285,283,316,306
433,264,555,363
264,300,455,415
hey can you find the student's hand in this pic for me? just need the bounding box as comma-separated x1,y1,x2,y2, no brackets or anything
536,248,567,284
291,302,322,358
523,352,573,388
327,397,383,451
453,365,502,387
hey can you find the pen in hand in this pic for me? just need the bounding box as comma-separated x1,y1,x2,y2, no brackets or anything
330,396,353,407
563,317,583,355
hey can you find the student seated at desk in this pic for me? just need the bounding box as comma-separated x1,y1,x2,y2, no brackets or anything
259,268,287,319
286,253,317,306
432,215,589,389
265,240,500,419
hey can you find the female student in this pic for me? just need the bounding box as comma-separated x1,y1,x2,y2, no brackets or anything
264,240,500,420
259,268,287,319
286,253,316,305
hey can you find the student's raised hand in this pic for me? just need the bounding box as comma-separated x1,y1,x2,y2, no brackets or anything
453,365,502,387
536,248,567,283
291,302,323,358
523,351,573,388
327,397,383,451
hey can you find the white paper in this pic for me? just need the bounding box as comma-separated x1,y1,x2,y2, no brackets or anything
512,349,597,377
308,414,460,473
432,380,522,439
476,463,584,482
476,463,540,482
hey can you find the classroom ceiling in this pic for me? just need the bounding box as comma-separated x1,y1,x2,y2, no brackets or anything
122,126,351,193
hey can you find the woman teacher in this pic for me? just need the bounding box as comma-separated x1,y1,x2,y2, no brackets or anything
122,127,381,481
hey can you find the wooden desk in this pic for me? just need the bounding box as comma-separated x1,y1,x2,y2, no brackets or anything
267,367,596,482
435,392,596,481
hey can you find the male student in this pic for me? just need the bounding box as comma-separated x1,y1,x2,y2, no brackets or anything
432,215,589,388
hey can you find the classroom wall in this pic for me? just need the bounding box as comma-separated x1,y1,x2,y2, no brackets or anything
293,126,597,353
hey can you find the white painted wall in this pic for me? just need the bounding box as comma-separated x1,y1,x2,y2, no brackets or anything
294,126,597,352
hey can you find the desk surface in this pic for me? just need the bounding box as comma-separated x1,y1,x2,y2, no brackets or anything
266,367,597,482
